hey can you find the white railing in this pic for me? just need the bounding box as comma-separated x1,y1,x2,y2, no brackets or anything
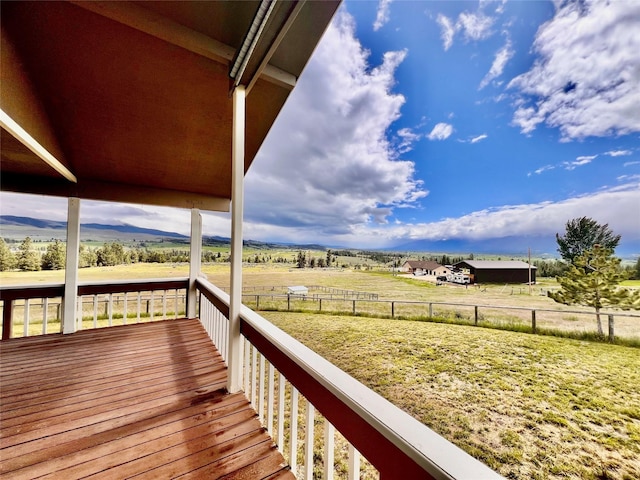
195,277,503,480
0,279,188,339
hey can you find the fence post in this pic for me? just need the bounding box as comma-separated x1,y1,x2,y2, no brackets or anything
353,300,356,315
319,298,322,312
608,314,614,341
256,295,259,310
429,303,433,318
531,310,536,334
391,301,395,319
287,294,291,311
474,306,478,326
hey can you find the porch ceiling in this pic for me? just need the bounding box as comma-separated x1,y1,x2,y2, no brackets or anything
0,0,339,211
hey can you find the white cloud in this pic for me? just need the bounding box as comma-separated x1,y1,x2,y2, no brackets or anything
363,181,640,245
427,123,453,140
531,165,555,175
243,10,426,239
564,155,597,170
508,0,640,140
623,161,640,167
436,14,456,51
396,127,422,153
470,134,488,144
605,150,632,157
373,0,393,31
457,11,494,41
436,10,495,51
479,38,514,89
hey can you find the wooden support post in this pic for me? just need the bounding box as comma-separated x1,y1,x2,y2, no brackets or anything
474,305,479,325
608,314,614,341
391,301,395,318
228,85,245,393
187,209,202,318
63,198,80,334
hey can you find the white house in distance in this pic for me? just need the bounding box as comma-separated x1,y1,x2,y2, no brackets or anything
401,260,450,277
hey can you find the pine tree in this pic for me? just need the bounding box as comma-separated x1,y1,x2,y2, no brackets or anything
41,239,66,270
549,245,640,337
16,237,41,271
556,217,621,265
0,238,15,271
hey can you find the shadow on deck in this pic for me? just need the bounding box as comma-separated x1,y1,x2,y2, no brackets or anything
0,319,293,479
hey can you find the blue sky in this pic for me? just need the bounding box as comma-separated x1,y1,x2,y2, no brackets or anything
2,0,639,254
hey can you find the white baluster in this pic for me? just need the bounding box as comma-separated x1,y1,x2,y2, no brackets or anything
348,444,361,480
267,363,275,435
290,387,299,474
304,401,315,480
324,421,335,480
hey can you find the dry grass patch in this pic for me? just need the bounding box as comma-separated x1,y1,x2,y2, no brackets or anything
263,312,640,480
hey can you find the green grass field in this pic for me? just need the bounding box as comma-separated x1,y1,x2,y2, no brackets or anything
264,312,640,480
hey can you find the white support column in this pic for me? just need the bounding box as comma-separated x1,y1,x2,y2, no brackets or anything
187,208,202,318
63,197,80,334
228,85,246,393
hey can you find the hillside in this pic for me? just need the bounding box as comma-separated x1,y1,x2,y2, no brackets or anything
0,215,187,242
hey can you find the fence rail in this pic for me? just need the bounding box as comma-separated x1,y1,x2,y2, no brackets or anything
196,277,502,480
0,278,188,340
240,294,640,341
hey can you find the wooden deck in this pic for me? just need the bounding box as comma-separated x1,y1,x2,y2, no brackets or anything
0,319,294,479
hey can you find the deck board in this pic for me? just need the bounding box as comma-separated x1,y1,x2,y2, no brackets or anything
0,319,294,479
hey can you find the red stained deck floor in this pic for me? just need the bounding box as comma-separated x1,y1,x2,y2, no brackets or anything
0,318,293,479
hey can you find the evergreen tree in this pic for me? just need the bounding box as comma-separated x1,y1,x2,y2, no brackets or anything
79,245,98,268
556,217,621,265
296,251,305,268
634,257,640,280
41,239,66,270
549,245,640,337
17,237,41,271
0,238,15,271
96,242,125,266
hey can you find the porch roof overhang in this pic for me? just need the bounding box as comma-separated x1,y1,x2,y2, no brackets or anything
0,0,340,212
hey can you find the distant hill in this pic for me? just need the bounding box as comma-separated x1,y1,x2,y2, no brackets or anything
2,215,637,259
0,215,187,242
392,235,640,260
0,215,327,251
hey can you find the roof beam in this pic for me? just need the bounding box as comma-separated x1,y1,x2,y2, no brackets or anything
1,173,231,212
70,1,295,89
246,0,305,95
0,111,77,183
1,28,74,182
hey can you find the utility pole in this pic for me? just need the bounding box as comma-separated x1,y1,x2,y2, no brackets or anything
528,247,532,295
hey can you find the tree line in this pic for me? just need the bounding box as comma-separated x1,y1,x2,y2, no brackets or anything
0,238,230,272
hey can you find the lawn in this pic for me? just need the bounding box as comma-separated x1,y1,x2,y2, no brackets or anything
263,312,640,480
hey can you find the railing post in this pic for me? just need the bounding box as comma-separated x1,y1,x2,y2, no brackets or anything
63,197,80,334
474,305,478,325
228,85,246,393
2,299,12,340
187,209,202,319
391,301,395,318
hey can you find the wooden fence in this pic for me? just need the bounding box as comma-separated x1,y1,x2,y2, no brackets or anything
241,294,640,341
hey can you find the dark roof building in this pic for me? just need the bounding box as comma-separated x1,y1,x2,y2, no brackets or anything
454,260,536,284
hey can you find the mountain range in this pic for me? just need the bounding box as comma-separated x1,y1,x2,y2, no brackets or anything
1,215,638,259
